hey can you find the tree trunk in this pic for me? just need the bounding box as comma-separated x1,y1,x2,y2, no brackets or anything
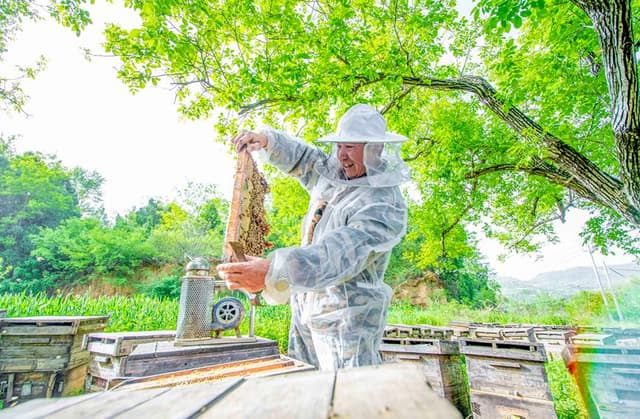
574,0,640,215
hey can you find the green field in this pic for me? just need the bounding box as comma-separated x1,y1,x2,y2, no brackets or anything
0,292,601,418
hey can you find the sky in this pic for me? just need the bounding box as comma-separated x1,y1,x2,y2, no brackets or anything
1,3,637,281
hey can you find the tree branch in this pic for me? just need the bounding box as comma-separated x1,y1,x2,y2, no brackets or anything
465,158,611,209
398,73,640,224
381,85,415,115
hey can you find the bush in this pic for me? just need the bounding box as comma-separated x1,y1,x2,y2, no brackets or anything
139,275,182,300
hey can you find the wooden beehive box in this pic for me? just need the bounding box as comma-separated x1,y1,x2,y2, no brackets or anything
447,321,500,339
112,354,314,392
533,328,576,360
0,316,109,405
469,326,536,343
607,327,640,346
384,324,454,341
121,337,280,381
446,321,472,338
571,333,617,346
380,333,470,417
459,338,557,418
562,344,640,418
83,330,176,390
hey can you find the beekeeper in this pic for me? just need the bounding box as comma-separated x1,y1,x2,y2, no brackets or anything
216,104,410,371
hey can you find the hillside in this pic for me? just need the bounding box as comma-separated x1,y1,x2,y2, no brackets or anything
497,263,640,300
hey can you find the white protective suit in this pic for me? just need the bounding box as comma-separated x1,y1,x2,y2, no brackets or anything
259,106,410,370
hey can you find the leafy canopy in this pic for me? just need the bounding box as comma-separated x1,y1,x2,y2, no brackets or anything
101,0,640,264
0,0,94,113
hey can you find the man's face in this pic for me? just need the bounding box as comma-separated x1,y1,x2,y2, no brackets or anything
337,143,366,179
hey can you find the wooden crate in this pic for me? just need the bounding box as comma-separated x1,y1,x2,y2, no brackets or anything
460,338,557,418
0,371,61,404
563,344,640,418
469,327,536,342
447,321,500,339
84,330,176,357
1,362,92,407
608,328,640,346
84,331,177,389
112,355,314,391
0,316,109,337
534,328,576,361
384,323,454,341
0,316,109,372
380,338,470,417
575,327,640,346
0,316,109,404
122,337,280,378
571,333,616,346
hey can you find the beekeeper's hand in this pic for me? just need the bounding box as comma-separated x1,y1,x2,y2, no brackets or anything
216,256,270,293
232,130,268,152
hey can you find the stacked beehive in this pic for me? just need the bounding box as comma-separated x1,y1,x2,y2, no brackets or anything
380,324,470,417
383,322,564,418
530,326,576,360
83,330,176,390
459,338,557,418
0,316,109,406
563,327,640,418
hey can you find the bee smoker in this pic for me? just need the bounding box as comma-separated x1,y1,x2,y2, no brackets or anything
174,257,255,346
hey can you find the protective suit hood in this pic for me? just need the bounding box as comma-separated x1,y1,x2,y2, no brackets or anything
314,104,411,187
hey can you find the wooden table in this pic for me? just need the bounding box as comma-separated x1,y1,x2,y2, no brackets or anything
0,363,462,418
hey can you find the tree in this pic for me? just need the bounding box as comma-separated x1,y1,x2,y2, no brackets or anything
102,0,639,263
0,0,93,113
265,175,308,249
69,167,106,220
120,198,169,233
0,141,80,269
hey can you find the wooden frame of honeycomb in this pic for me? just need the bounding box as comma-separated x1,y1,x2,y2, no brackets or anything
223,149,271,262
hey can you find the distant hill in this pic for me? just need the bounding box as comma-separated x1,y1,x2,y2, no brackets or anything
496,263,640,300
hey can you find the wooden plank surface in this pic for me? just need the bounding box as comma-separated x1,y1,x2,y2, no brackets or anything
0,357,66,372
115,378,243,419
332,363,462,418
380,339,460,355
45,387,170,418
224,148,250,259
200,370,334,419
0,392,101,418
0,316,108,333
85,331,175,356
459,339,547,362
465,357,552,400
0,325,77,336
124,338,279,377
0,316,109,323
0,363,463,418
469,389,557,418
114,355,308,391
0,344,71,358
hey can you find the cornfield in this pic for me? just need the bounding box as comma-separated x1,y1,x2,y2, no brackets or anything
0,293,179,332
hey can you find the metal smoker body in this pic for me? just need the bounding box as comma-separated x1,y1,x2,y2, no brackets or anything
175,257,252,346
